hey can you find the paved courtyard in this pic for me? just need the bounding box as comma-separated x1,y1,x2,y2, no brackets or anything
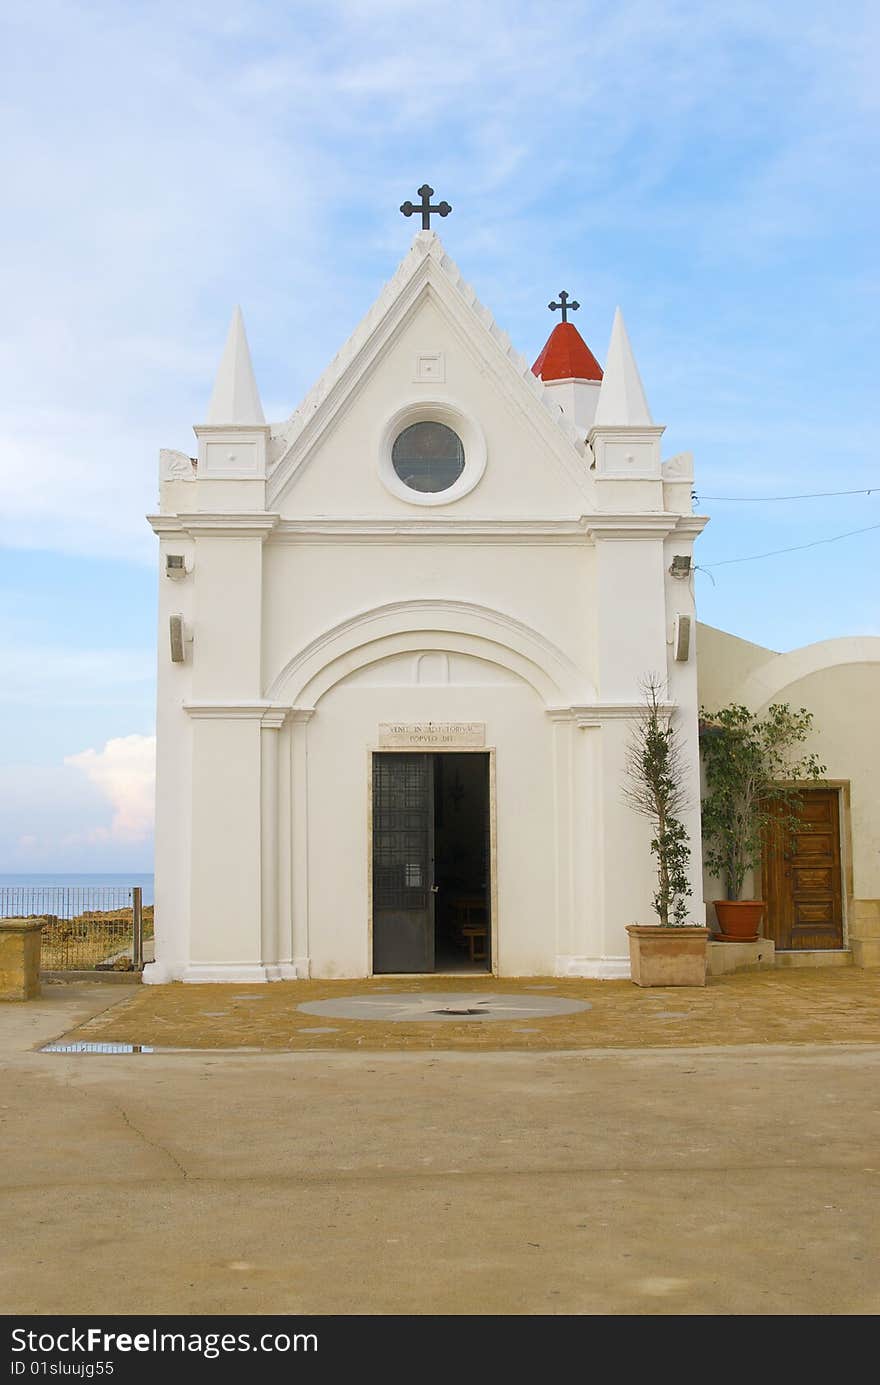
47,966,880,1051
2,973,879,1315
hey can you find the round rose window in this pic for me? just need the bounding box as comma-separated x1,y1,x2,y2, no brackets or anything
391,421,465,494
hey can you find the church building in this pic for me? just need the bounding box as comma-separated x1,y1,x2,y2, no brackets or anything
147,204,724,983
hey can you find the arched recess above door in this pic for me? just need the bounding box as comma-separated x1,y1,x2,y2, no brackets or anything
266,599,590,709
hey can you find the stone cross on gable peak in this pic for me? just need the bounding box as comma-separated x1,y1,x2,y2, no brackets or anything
549,291,580,324
400,184,452,231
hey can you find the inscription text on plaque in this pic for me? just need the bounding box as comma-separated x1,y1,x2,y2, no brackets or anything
378,721,486,748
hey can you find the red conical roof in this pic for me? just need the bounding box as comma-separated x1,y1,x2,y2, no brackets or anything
531,321,603,383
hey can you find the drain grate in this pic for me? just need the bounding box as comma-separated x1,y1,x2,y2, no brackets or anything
42,1042,154,1054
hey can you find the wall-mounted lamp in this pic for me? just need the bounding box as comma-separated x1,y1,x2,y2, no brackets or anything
169,615,192,663
673,614,691,662
165,553,189,579
669,554,692,579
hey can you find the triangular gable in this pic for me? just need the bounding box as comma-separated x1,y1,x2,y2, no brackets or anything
266,232,592,507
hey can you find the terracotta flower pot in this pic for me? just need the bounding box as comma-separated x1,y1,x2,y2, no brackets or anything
626,925,709,987
713,899,765,942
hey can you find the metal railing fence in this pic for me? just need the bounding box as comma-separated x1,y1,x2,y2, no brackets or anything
0,886,148,971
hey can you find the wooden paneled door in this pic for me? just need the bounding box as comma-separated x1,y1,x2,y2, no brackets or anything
762,789,844,950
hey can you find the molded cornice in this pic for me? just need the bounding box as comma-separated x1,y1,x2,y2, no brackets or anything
148,511,706,543
547,702,678,725
193,424,271,438
184,701,289,723
148,513,280,539
270,518,591,545
586,514,708,540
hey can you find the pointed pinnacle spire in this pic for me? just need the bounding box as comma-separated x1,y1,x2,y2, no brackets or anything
205,306,265,425
593,308,652,427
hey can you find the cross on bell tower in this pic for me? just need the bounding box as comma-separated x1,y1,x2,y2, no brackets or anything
548,291,580,323
400,184,452,231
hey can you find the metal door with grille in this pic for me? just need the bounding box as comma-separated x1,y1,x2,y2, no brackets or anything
372,753,435,973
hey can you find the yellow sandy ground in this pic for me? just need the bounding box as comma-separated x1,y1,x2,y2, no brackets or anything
54,967,880,1052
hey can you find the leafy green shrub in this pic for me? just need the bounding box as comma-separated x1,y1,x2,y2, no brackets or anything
700,703,825,901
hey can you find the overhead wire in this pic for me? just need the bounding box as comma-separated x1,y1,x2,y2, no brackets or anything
697,521,880,569
695,486,875,502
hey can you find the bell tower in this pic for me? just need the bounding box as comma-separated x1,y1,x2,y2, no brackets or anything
531,291,604,435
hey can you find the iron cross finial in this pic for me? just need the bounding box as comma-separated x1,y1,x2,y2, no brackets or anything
549,291,580,324
400,184,452,231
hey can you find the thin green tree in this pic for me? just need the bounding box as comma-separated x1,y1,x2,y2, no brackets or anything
624,675,693,926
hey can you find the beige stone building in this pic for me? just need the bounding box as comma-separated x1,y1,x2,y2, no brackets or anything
698,624,880,966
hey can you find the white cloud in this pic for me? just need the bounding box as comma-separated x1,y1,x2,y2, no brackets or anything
65,735,156,844
0,748,154,871
0,763,108,869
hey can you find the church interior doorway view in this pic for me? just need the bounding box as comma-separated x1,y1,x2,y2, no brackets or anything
372,752,491,974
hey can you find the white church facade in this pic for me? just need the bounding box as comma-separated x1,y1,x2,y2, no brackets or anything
146,226,713,983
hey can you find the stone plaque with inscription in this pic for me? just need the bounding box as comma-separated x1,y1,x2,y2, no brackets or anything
378,721,486,748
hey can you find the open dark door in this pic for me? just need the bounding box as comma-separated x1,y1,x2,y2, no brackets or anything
372,753,435,973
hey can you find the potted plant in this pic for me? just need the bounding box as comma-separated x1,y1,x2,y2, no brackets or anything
624,676,707,987
699,703,825,940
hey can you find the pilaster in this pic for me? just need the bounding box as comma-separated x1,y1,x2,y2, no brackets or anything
588,517,670,703
260,713,285,979
551,717,575,960
188,711,263,974
289,710,314,978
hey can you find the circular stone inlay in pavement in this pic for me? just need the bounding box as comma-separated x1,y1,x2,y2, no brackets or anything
296,993,592,1023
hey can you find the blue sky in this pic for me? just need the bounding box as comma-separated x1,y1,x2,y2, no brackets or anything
1,0,877,870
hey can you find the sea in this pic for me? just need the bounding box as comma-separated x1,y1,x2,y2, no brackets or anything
0,873,154,907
